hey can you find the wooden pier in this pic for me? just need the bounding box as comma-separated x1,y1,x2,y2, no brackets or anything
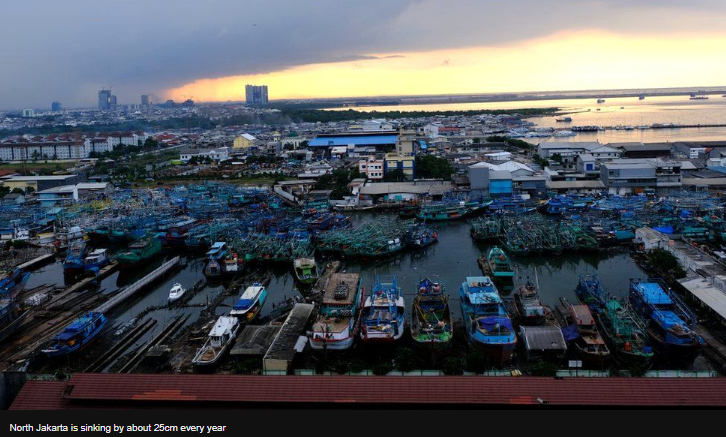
94,256,180,314
16,253,55,271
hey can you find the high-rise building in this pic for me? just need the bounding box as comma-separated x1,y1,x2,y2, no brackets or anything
141,95,151,107
245,85,269,104
109,95,117,110
98,89,112,110
51,101,62,112
22,109,35,118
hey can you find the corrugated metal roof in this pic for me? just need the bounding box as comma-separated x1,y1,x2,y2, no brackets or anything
11,374,726,408
308,135,398,147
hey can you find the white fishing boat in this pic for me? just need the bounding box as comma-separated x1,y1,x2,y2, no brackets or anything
192,316,240,366
168,283,186,302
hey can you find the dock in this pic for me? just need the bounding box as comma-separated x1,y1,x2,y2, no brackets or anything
307,261,341,303
94,257,180,314
16,253,55,271
263,303,314,374
63,261,119,295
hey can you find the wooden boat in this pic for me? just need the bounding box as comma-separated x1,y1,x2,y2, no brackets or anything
42,312,107,357
309,273,363,350
481,246,514,293
293,257,319,285
115,235,162,267
411,278,452,350
513,280,547,326
83,248,110,273
360,275,405,343
459,276,516,364
558,298,610,364
192,316,240,367
597,298,654,364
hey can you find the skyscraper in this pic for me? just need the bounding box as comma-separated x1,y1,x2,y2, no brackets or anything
141,95,151,107
245,85,269,104
98,89,111,110
51,101,62,112
109,94,117,110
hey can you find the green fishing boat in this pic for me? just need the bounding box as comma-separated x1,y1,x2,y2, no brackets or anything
483,246,515,293
411,278,452,350
115,235,162,268
293,257,319,285
597,298,654,364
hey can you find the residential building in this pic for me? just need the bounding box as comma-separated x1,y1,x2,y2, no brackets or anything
141,95,151,107
51,101,62,112
98,89,112,110
245,85,269,104
600,158,681,195
537,141,620,164
359,156,384,180
233,134,257,149
21,109,34,118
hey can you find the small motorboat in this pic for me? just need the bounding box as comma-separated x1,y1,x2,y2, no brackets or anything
168,283,186,303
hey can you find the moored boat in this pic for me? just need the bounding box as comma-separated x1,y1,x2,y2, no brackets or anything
309,272,363,350
411,278,452,350
598,298,654,364
483,246,515,293
41,312,107,357
559,298,610,364
459,276,516,364
115,235,162,268
574,274,609,311
191,315,240,367
230,283,268,322
293,257,318,285
62,241,88,273
83,248,110,273
629,278,705,362
0,297,29,343
0,268,30,300
513,280,547,326
168,282,186,303
405,224,438,249
360,275,405,343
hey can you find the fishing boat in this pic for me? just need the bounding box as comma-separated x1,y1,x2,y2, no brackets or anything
62,241,88,273
559,298,610,364
203,242,230,277
411,278,452,350
483,246,515,293
191,315,240,367
574,274,609,311
159,218,198,247
629,278,705,361
360,275,405,343
0,297,29,343
418,200,490,221
309,273,363,350
459,276,517,364
115,235,162,268
206,242,228,261
513,280,547,326
293,257,318,285
555,116,572,122
230,283,268,322
41,312,107,357
56,225,84,252
0,268,30,300
597,98,605,103
83,248,110,273
168,283,186,303
597,298,654,364
405,224,438,249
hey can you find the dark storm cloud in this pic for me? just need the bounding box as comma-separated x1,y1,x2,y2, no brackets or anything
1,0,724,108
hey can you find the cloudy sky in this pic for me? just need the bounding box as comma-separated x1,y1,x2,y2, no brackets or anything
3,0,726,109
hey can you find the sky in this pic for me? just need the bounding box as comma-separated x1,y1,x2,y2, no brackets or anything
2,0,726,109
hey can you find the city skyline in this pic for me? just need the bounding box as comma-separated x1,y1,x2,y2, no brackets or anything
3,1,726,108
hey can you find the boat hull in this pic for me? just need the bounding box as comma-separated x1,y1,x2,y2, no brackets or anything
648,327,703,363
468,338,516,365
309,335,356,351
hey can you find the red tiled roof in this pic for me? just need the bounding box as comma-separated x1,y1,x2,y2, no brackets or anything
10,373,726,409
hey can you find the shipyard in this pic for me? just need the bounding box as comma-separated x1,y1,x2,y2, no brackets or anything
5,1,726,414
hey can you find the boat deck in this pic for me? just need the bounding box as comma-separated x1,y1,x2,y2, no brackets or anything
321,273,360,306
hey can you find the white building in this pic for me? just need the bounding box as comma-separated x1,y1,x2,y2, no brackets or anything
359,156,385,180
179,147,230,163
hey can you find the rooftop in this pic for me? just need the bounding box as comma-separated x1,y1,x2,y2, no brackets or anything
11,373,726,408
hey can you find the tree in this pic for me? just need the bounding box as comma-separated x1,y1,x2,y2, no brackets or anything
472,137,481,144
394,348,418,372
466,350,490,374
551,153,563,164
442,357,464,375
384,169,406,182
415,155,454,180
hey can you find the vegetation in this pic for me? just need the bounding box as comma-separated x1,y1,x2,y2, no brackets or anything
372,360,393,376
383,169,406,182
442,356,464,375
275,107,559,124
394,347,419,372
532,153,549,168
486,135,533,150
527,361,558,377
415,155,454,180
646,248,687,279
313,167,362,199
465,350,490,374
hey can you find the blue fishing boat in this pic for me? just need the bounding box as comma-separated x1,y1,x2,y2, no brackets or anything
230,283,268,323
83,248,110,273
405,224,438,249
459,276,516,364
62,241,88,273
41,312,107,357
0,268,30,300
629,278,705,362
360,275,405,343
574,274,610,311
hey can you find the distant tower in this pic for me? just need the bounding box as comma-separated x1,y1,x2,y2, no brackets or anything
98,89,112,110
109,94,118,110
22,109,35,118
245,84,269,104
141,94,151,107
51,101,62,112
